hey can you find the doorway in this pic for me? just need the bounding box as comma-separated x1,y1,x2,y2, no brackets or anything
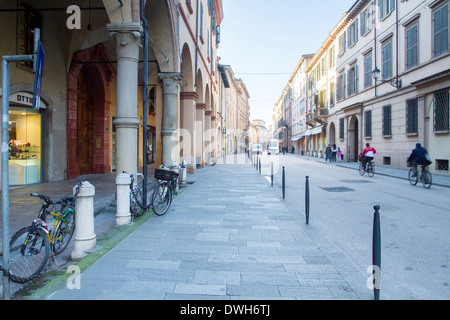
76,67,94,175
348,115,359,162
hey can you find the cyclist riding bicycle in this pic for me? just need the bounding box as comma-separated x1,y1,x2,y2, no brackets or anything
407,143,432,177
361,143,376,173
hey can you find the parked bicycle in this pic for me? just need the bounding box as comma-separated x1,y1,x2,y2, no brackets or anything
151,164,180,216
205,152,217,166
408,163,432,189
4,180,83,283
123,171,148,218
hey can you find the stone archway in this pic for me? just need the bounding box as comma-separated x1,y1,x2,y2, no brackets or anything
348,115,359,162
66,44,115,179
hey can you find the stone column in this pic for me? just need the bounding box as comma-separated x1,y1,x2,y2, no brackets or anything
181,92,198,172
159,72,182,165
107,23,143,175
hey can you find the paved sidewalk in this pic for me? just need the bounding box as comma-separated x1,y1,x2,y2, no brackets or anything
30,156,372,300
1,166,156,298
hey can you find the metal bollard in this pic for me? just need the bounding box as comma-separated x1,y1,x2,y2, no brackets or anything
372,204,381,300
115,173,132,226
271,162,274,187
71,181,96,260
259,158,261,174
282,166,285,199
305,176,310,225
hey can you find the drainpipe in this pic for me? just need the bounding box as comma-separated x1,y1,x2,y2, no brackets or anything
141,0,149,207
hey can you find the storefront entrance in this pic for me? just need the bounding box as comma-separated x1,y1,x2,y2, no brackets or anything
8,92,44,185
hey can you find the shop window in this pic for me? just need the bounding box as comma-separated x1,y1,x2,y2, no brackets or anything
383,157,391,165
9,107,42,185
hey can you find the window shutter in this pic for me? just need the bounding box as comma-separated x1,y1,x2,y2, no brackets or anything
361,12,366,35
379,0,384,20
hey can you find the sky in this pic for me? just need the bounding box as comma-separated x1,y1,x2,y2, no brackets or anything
218,0,357,127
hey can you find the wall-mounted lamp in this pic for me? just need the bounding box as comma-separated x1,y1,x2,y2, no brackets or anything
372,67,402,89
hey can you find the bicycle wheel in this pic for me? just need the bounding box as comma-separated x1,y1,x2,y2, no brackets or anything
151,183,172,216
211,156,217,166
359,162,365,176
131,187,145,218
52,209,75,255
408,169,418,186
367,163,375,177
421,171,432,189
9,226,50,282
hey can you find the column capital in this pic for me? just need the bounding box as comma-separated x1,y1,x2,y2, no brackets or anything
107,23,142,61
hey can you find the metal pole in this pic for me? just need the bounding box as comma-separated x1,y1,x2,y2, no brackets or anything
372,204,381,300
305,176,310,225
282,166,285,199
258,158,261,175
141,0,149,208
2,54,33,300
271,162,273,187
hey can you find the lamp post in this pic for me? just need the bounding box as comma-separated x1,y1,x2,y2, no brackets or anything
372,67,402,89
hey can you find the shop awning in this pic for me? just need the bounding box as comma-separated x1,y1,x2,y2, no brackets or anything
310,125,324,135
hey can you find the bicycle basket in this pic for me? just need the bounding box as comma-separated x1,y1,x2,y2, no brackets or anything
155,168,179,181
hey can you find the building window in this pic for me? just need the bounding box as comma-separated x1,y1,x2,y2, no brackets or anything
339,32,347,56
339,118,345,140
434,88,449,132
382,40,392,80
382,105,392,136
18,3,42,69
379,0,395,20
336,71,346,101
361,2,375,36
436,159,449,171
347,64,358,97
348,19,359,47
365,110,372,138
433,3,449,58
406,97,418,135
364,53,373,88
406,23,419,69
383,157,391,165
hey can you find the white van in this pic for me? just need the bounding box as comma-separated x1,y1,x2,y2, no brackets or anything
267,139,279,155
251,144,263,155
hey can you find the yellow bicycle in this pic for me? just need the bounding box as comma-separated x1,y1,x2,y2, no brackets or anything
6,181,82,283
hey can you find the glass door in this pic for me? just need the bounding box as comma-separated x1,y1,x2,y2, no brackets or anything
9,106,42,185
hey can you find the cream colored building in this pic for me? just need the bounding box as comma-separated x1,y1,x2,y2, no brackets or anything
274,0,450,175
218,64,250,154
333,0,450,175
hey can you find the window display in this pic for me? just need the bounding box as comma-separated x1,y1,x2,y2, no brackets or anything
8,106,42,185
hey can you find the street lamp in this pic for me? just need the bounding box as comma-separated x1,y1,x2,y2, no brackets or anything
372,67,402,89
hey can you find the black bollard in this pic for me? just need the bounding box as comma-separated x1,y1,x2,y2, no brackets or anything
259,158,261,174
372,204,381,300
271,162,274,187
305,176,310,225
282,166,285,199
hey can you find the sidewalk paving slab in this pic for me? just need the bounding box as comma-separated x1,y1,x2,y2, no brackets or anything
24,155,375,300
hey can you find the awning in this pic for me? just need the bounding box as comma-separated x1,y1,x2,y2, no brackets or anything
291,131,307,141
310,125,324,135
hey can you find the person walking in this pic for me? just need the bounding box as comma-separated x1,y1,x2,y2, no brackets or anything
336,146,342,162
325,144,332,162
332,144,337,162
